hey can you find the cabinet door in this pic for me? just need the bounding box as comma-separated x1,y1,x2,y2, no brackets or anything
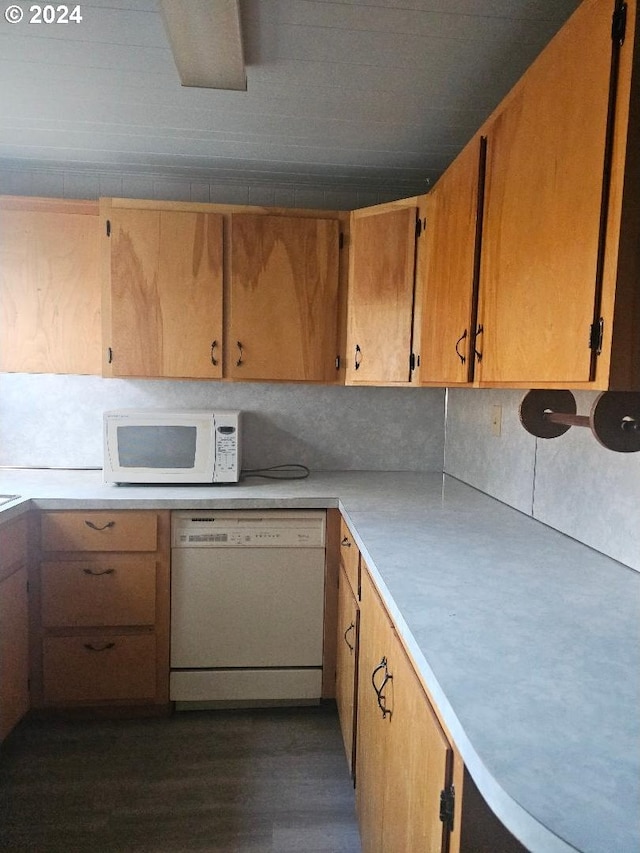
0,566,29,741
420,137,485,385
356,565,392,853
228,213,340,382
0,197,101,375
357,567,452,853
477,0,617,384
382,637,452,853
336,567,359,777
346,204,418,384
103,207,223,378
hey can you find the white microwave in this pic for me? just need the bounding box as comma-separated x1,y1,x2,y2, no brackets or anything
103,409,241,484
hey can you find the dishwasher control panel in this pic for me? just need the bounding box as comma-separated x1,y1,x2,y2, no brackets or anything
171,510,326,548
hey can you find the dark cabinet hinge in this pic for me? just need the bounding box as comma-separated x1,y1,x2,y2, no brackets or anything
589,318,604,354
439,785,455,832
415,216,425,238
106,219,111,237
612,2,627,45
409,352,420,372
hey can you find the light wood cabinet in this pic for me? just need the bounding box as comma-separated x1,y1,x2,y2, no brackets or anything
420,135,485,385
338,517,360,600
100,199,346,383
356,564,452,853
336,572,359,774
346,200,421,385
336,528,360,777
101,200,224,379
0,516,30,741
35,510,170,710
0,196,101,375
227,213,341,382
476,0,639,389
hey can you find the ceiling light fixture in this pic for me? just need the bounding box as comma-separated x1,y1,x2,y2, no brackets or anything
159,0,246,91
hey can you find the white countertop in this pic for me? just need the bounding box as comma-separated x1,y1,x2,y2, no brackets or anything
1,468,638,853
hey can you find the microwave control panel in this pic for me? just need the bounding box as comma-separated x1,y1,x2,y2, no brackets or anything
214,421,239,480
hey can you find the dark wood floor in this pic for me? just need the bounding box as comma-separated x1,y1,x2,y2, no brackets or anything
0,704,361,853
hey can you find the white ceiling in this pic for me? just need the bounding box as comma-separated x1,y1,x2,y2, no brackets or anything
0,0,582,196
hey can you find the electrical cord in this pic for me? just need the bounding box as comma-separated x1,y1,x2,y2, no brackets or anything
240,464,310,481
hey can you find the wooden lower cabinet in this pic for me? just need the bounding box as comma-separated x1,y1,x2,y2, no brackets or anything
35,510,170,711
336,564,359,777
0,516,30,742
356,566,452,853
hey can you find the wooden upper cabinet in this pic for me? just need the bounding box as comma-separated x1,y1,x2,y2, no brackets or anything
0,196,101,375
346,201,419,385
227,213,341,382
420,137,485,385
102,201,223,379
476,0,636,387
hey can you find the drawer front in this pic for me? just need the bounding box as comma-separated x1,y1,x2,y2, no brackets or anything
41,555,156,628
0,516,28,581
43,633,157,704
339,517,360,599
41,511,157,552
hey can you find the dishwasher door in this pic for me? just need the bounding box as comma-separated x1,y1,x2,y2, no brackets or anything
169,510,326,706
171,546,325,668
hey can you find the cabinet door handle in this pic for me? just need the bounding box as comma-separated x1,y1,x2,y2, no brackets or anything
340,536,352,548
354,344,362,371
82,568,115,576
371,656,393,719
83,642,115,652
84,520,115,531
343,622,356,652
455,329,467,364
236,341,244,367
210,340,218,367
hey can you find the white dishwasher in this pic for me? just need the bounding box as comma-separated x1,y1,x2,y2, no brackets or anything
170,509,326,708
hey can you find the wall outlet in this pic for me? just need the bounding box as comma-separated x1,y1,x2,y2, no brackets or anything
491,405,502,437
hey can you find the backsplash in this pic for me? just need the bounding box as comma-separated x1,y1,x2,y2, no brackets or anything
445,388,640,573
0,373,445,474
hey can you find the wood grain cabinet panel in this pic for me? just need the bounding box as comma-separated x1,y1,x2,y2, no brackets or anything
356,565,452,853
420,136,485,386
36,510,169,710
476,0,638,388
41,511,157,552
43,634,157,704
102,202,224,379
228,213,341,382
346,202,419,385
0,517,30,742
0,564,29,742
338,517,360,600
336,565,359,778
0,196,101,375
41,555,156,628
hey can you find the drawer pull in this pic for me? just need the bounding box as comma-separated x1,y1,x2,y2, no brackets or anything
82,568,115,576
83,642,115,652
343,621,356,652
84,520,115,531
